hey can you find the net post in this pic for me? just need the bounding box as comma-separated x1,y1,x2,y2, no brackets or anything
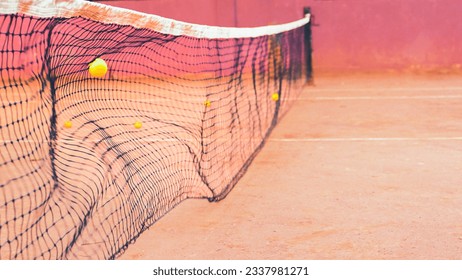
303,7,313,84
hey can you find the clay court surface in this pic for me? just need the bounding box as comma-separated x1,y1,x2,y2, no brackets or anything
118,72,462,260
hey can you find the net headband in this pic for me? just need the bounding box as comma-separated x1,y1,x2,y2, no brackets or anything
1,0,311,38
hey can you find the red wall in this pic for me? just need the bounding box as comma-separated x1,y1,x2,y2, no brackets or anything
98,0,462,72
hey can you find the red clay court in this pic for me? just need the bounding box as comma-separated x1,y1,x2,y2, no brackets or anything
120,72,462,259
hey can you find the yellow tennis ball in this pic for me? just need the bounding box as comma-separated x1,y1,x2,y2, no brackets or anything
134,121,142,129
204,100,211,107
89,58,108,78
272,93,279,101
63,120,72,129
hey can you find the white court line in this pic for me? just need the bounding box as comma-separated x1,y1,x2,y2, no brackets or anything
270,137,462,142
305,86,462,92
3,137,462,144
299,95,462,101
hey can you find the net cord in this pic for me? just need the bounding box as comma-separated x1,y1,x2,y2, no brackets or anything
0,0,311,39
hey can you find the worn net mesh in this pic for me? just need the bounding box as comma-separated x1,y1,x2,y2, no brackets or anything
0,0,311,259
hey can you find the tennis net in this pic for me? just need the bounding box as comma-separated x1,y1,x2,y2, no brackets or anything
0,0,311,259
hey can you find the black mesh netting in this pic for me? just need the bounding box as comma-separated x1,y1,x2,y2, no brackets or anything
0,11,310,259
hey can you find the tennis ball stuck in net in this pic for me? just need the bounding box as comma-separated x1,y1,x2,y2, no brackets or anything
272,93,279,101
63,120,72,128
134,121,142,129
89,58,108,77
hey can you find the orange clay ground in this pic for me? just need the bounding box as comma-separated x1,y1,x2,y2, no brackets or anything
119,72,462,260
